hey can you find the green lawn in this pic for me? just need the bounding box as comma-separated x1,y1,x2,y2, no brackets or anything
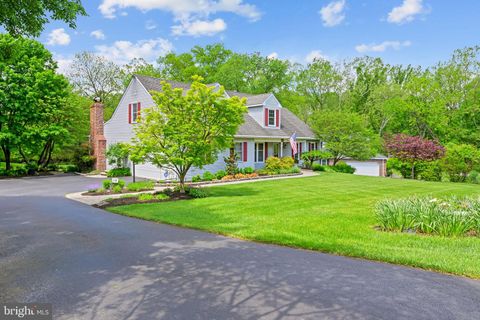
109,173,480,278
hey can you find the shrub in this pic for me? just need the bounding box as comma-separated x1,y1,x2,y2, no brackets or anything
312,164,325,172
417,161,442,182
107,167,131,177
215,170,227,180
58,164,78,173
332,161,355,174
106,143,130,168
278,166,301,174
112,185,123,193
467,171,480,184
102,179,112,190
127,180,154,192
256,169,270,176
375,196,480,237
243,167,254,174
163,187,173,195
246,173,258,178
202,171,215,181
387,158,411,178
155,193,170,200
440,143,480,182
280,157,295,169
187,187,208,198
265,157,282,172
221,175,234,181
224,153,238,175
138,193,154,201
301,150,332,169
191,174,202,183
75,155,95,173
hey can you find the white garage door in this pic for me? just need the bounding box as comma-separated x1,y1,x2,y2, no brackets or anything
344,161,380,177
134,162,176,181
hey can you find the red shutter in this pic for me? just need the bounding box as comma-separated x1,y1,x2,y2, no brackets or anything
264,142,268,160
243,142,247,162
128,104,132,124
137,102,141,120
264,108,269,126
275,110,280,128
299,143,303,155
309,143,312,151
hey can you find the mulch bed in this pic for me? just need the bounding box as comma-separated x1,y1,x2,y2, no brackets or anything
82,188,154,196
94,191,192,209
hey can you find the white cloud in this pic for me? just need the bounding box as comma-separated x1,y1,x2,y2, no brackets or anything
319,0,346,27
95,37,174,65
267,52,278,60
145,20,157,30
172,18,226,36
355,40,412,53
46,28,71,46
90,29,106,40
98,0,261,21
387,0,425,24
52,53,73,74
305,50,327,63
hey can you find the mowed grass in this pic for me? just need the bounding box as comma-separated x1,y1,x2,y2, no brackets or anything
109,173,480,278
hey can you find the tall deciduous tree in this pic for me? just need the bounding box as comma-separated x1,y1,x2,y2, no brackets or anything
310,111,379,164
0,34,70,170
131,77,247,191
67,51,123,119
0,0,86,37
385,134,445,179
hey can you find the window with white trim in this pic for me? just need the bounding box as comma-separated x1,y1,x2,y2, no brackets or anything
255,143,264,162
234,142,243,162
131,102,139,123
273,143,280,157
268,109,275,126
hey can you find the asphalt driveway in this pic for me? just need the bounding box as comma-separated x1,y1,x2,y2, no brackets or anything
0,175,479,319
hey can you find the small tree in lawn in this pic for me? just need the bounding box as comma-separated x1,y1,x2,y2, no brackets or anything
385,134,445,179
131,77,247,191
301,150,332,169
106,142,131,168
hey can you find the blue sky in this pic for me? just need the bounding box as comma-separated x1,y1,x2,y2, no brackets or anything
37,0,480,72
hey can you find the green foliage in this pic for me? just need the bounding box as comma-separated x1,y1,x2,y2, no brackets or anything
103,178,125,191
187,187,208,198
312,164,326,171
301,150,332,168
440,144,480,182
106,167,131,177
126,180,155,192
215,170,227,179
279,157,295,169
202,171,215,181
416,161,442,182
331,161,356,174
224,153,238,176
102,180,112,190
376,196,480,237
310,111,378,164
106,143,131,168
387,158,412,178
265,157,282,172
131,77,247,191
278,167,301,174
0,1,86,37
0,34,75,171
155,193,170,200
57,164,78,173
242,167,255,174
192,175,202,183
138,193,154,201
466,171,480,184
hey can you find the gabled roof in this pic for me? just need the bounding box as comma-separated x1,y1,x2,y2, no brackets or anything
135,74,272,107
236,109,315,139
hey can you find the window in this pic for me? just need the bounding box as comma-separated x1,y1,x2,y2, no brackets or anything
268,109,275,126
234,142,243,162
273,143,280,157
255,143,264,162
129,102,140,123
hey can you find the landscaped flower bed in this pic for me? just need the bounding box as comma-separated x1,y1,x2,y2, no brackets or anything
375,196,480,237
83,179,155,196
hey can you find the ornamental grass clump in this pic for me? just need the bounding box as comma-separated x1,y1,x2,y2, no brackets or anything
375,196,480,237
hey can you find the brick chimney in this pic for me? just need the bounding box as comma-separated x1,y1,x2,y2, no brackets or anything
90,97,106,171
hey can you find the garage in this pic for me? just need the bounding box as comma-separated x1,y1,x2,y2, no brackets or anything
343,159,385,177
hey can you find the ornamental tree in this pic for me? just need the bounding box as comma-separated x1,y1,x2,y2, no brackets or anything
131,77,247,191
440,143,480,182
385,134,445,179
310,111,379,165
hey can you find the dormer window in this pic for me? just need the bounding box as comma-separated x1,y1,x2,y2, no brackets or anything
264,108,280,128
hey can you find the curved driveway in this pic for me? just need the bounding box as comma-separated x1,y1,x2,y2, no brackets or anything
0,175,479,319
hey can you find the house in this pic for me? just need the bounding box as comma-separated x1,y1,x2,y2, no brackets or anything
90,74,386,180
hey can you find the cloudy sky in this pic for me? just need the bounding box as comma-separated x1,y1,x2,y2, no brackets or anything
38,0,480,72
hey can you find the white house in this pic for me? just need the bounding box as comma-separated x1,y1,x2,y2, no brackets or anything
99,74,386,180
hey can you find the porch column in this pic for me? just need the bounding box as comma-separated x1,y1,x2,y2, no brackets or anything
280,139,284,157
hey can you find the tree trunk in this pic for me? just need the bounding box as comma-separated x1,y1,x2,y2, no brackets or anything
178,172,186,193
2,145,11,171
411,162,415,179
